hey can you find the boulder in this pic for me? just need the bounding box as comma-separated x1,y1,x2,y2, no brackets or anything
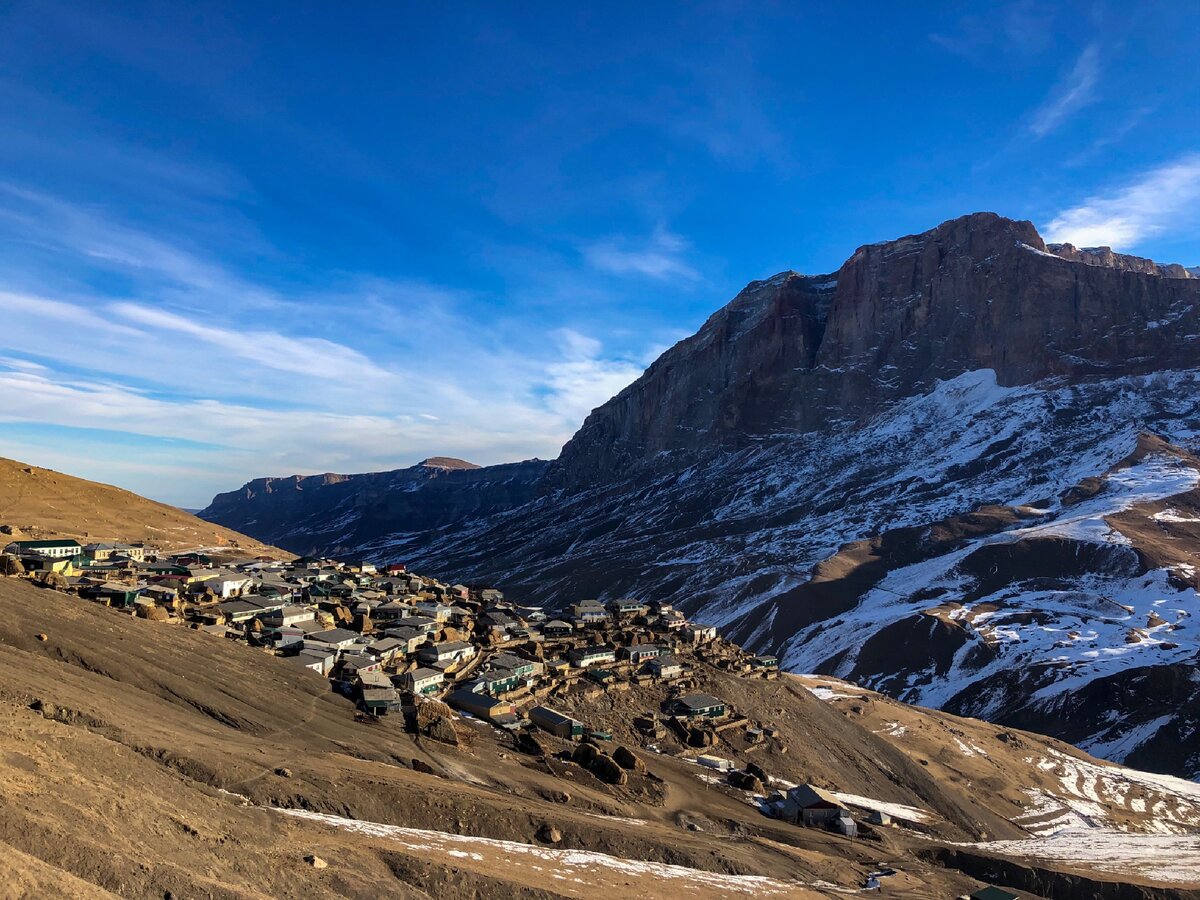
746,761,769,783
572,741,601,766
410,758,438,775
612,746,646,773
304,854,327,869
589,754,628,785
274,767,293,778
34,633,48,642
728,771,764,793
536,823,562,844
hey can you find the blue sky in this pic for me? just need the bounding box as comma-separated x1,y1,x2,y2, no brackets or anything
0,2,1197,506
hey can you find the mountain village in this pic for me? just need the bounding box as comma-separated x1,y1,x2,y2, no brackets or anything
1,538,947,853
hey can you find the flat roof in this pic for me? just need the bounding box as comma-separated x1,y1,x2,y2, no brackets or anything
676,693,724,709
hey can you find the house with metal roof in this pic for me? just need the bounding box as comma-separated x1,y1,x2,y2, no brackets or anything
360,686,401,716
646,655,684,679
567,645,616,668
417,640,476,666
301,627,361,651
669,693,727,719
782,783,850,827
400,667,445,695
621,644,663,665
5,539,82,559
528,705,584,739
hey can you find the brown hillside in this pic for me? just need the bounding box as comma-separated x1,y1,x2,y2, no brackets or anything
0,457,288,557
2,578,1199,896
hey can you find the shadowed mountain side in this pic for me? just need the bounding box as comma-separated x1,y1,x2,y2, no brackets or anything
200,458,548,557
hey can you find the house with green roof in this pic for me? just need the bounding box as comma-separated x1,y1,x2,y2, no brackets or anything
5,539,82,559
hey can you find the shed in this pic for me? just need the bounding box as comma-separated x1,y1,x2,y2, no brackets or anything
833,813,857,838
528,705,584,739
446,689,516,721
785,783,850,827
696,754,733,772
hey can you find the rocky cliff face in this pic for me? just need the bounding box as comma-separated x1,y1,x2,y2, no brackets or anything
203,212,1200,777
199,457,548,557
1047,242,1197,279
550,212,1200,489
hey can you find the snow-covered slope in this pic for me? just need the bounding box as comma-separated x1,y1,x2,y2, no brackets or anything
355,369,1200,776
773,431,1200,775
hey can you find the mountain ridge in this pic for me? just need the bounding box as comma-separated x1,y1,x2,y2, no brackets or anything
200,212,1200,778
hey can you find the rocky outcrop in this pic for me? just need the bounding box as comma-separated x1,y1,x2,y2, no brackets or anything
206,213,1200,550
1047,242,1196,279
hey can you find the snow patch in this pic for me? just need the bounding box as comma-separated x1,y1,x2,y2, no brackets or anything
274,808,810,895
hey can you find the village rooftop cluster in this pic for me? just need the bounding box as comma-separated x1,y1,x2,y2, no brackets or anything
1,538,778,728
2,537,939,854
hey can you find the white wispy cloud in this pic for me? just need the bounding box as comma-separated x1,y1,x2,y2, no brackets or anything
582,227,700,281
111,303,393,383
1043,153,1200,248
931,1,1057,57
0,187,658,503
1028,43,1101,137
541,329,645,425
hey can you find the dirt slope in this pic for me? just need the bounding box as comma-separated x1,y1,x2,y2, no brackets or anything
2,578,1197,897
0,456,287,556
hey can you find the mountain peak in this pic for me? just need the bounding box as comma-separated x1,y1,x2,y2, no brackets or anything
856,211,1044,262
550,211,1200,489
417,457,480,471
